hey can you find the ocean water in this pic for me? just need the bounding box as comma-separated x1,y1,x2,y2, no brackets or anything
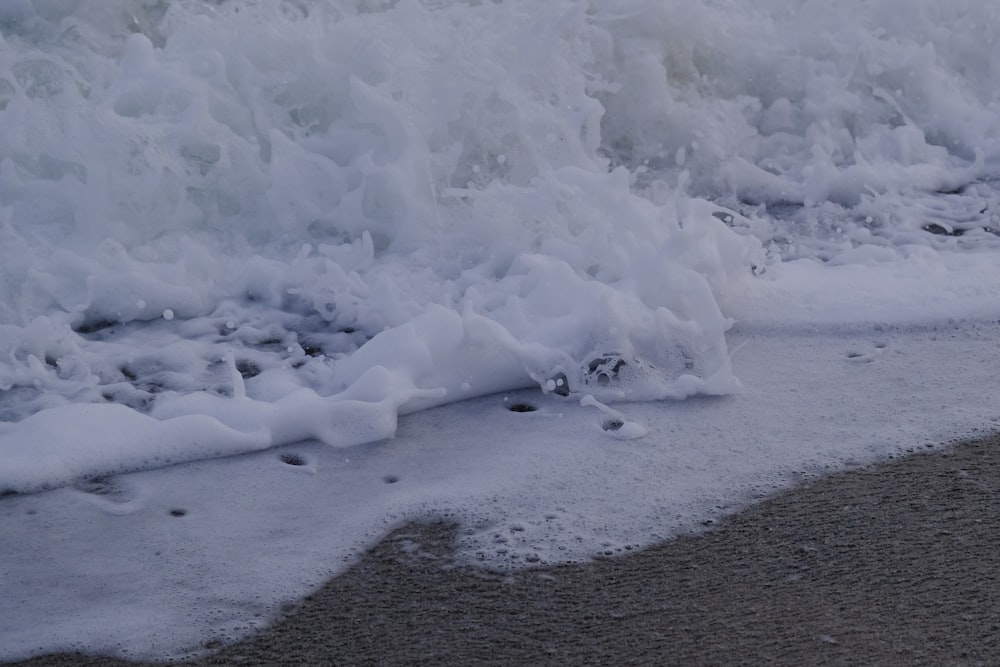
3,0,1000,661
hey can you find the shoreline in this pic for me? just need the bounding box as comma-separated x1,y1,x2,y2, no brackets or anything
10,433,1000,666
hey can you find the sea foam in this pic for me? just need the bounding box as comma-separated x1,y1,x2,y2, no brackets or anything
0,0,775,492
4,0,1000,661
1,0,999,494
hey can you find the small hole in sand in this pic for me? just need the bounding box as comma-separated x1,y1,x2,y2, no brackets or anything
169,508,187,517
507,402,537,413
383,475,399,484
280,453,306,466
601,419,624,432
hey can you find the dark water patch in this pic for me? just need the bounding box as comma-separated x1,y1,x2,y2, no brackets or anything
73,318,118,335
235,360,261,379
586,355,627,387
922,223,966,237
548,372,570,397
75,476,133,504
75,477,114,495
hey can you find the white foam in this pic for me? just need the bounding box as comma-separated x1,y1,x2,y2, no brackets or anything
3,0,1000,660
0,0,770,485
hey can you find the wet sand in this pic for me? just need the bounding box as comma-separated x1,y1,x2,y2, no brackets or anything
9,434,1000,666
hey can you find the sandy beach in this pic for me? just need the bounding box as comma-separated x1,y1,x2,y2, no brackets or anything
7,433,1000,667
